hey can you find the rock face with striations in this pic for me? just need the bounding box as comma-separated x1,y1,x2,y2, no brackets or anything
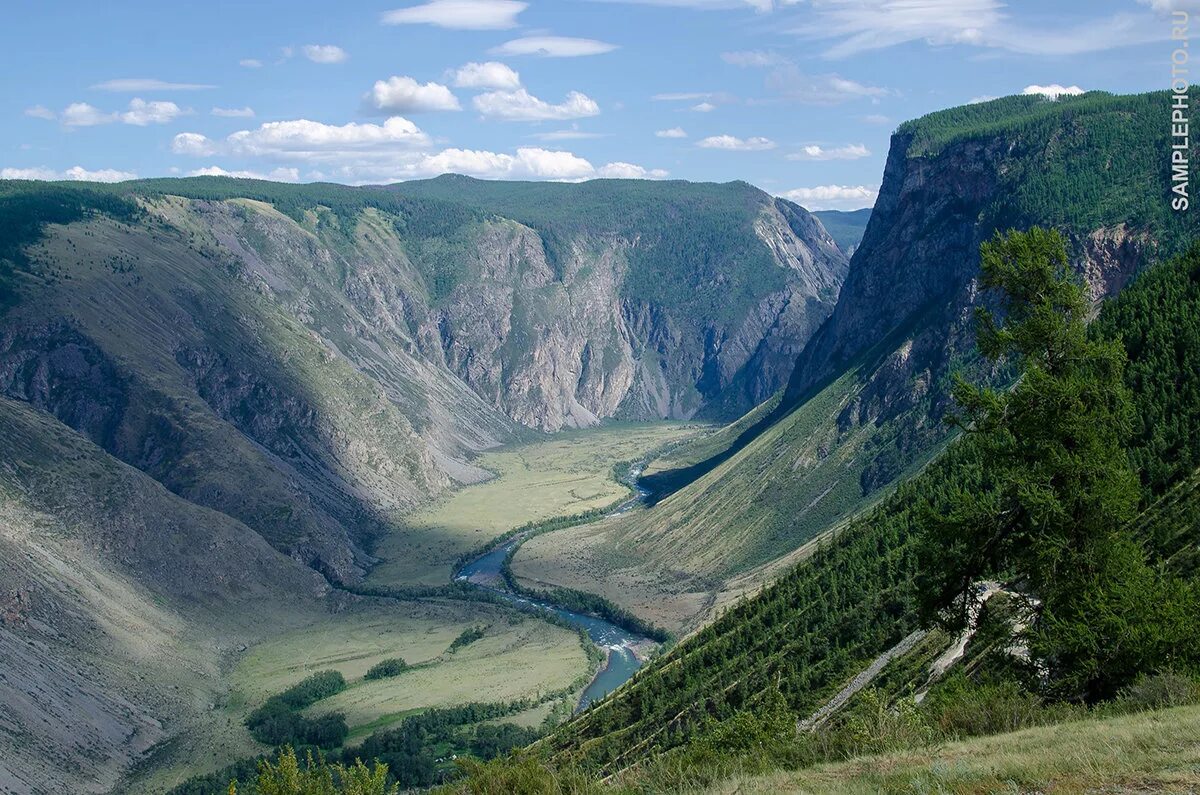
785,91,1197,490
390,177,848,429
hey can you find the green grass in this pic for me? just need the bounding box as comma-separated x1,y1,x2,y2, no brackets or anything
367,422,705,587
230,602,590,744
712,705,1200,794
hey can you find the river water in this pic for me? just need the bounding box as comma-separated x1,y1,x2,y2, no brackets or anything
454,468,653,710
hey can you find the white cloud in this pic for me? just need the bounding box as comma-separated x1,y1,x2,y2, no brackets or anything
173,117,432,161
596,162,669,179
239,59,263,68
188,165,301,181
764,68,889,104
24,105,56,120
120,98,187,126
777,185,878,211
303,44,348,64
451,61,521,90
61,102,117,127
656,127,687,138
490,36,618,57
531,126,606,141
1138,0,1200,11
381,0,526,29
368,76,462,113
1022,84,1085,99
697,134,775,151
212,106,256,118
968,95,998,105
692,102,716,112
473,88,599,121
172,132,218,156
788,143,870,161
791,0,1161,59
91,78,214,91
0,165,137,182
862,113,891,125
652,92,713,101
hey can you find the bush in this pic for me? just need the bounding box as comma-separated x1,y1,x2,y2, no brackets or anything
1111,671,1200,713
449,627,486,652
363,658,409,681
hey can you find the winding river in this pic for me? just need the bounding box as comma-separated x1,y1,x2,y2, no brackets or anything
454,467,654,710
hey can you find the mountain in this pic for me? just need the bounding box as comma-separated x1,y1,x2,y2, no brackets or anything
509,91,1200,634
812,208,872,256
0,176,845,791
533,235,1200,778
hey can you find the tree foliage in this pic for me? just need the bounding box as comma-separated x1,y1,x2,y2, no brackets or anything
918,228,1199,698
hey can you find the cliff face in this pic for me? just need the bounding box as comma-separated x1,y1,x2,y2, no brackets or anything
388,179,848,430
0,179,846,581
782,93,1194,489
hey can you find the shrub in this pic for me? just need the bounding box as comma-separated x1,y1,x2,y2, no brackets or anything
363,658,409,681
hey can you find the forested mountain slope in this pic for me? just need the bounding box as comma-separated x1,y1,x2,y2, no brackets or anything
511,91,1200,633
537,240,1200,774
812,208,871,256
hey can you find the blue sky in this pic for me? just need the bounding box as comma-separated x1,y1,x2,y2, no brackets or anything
0,0,1190,208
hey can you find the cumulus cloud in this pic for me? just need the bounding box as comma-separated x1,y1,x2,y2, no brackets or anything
172,116,432,160
490,36,618,57
451,61,521,90
188,165,301,181
212,106,255,118
778,185,878,210
240,59,263,68
596,162,669,179
0,165,136,182
303,44,348,63
1022,83,1085,99
787,143,870,161
24,105,57,120
697,134,775,151
91,78,214,91
367,76,462,113
61,102,117,127
382,0,526,29
656,127,687,138
120,98,187,125
692,102,716,112
473,88,599,121
171,114,660,185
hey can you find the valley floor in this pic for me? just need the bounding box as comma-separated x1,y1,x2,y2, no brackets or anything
707,705,1200,794
140,422,703,791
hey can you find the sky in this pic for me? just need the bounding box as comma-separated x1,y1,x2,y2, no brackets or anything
1,0,1194,209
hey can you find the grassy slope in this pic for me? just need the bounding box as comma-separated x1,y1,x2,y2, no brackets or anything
512,360,937,632
227,603,588,744
368,422,703,588
0,397,332,795
714,705,1200,795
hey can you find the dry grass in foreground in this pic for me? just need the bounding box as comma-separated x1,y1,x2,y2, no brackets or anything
708,705,1200,795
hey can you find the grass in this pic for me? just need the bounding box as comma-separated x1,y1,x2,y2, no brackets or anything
510,371,884,632
229,602,590,744
710,705,1200,794
367,422,705,587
